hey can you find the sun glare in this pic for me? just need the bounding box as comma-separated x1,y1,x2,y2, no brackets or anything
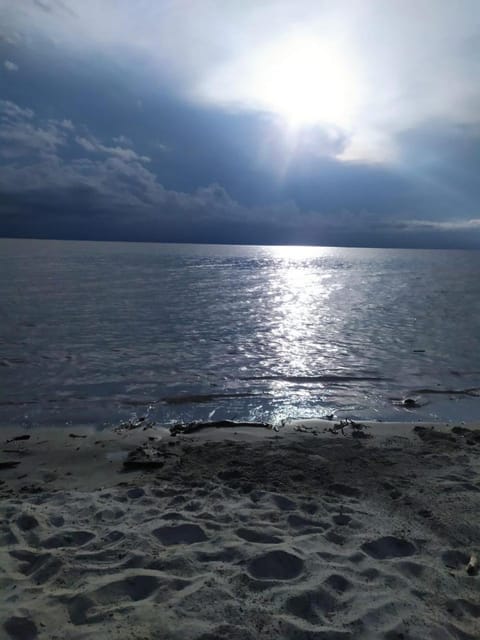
250,36,360,128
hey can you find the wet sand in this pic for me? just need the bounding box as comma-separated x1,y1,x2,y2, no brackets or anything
1,420,479,639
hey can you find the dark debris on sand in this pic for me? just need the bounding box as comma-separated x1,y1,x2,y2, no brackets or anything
170,420,272,436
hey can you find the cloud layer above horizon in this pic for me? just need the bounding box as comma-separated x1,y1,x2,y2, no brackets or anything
1,0,480,248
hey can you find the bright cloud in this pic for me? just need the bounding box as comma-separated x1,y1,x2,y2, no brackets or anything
407,218,480,231
74,135,151,163
3,60,19,72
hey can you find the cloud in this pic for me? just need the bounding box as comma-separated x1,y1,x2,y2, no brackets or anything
0,100,67,157
406,218,480,231
31,0,76,17
3,0,480,164
4,60,19,72
59,119,74,130
112,134,132,147
75,135,151,163
0,105,345,235
0,30,20,45
0,100,34,120
1,98,480,248
0,101,181,215
0,106,248,219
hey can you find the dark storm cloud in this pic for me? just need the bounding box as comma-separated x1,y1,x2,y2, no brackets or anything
395,123,480,213
1,90,479,248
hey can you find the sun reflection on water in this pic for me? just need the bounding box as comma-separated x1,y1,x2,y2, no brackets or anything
266,246,339,377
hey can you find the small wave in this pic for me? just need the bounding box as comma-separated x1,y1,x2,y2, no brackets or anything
162,392,260,405
412,388,480,397
241,375,390,384
120,399,159,407
0,358,28,367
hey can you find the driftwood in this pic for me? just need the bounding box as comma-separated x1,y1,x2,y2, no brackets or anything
170,420,272,436
326,419,371,438
452,426,480,445
0,460,20,470
5,435,30,443
114,416,155,433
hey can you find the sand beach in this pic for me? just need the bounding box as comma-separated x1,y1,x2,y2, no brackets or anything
1,419,479,639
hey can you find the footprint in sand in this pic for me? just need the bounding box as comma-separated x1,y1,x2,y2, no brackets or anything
445,598,480,620
160,511,188,521
94,574,161,603
42,530,95,549
361,536,416,559
397,560,425,578
217,469,242,481
271,494,297,511
328,483,362,499
75,548,144,571
235,528,282,544
300,501,318,515
16,514,39,531
324,530,346,545
102,530,125,545
280,621,352,640
197,623,256,640
68,574,191,625
67,595,96,626
94,507,124,522
442,549,470,569
248,550,304,580
127,487,145,499
10,549,64,584
288,514,328,533
285,586,338,623
67,576,159,625
333,514,363,530
324,573,352,594
153,523,207,545
4,616,38,640
48,515,64,528
0,524,18,545
197,547,243,563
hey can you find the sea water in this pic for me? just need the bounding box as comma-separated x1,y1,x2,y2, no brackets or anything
1,239,480,428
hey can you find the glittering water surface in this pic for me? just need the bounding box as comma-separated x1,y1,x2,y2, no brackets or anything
1,239,480,428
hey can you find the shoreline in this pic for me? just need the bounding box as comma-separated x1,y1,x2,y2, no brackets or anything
1,420,479,639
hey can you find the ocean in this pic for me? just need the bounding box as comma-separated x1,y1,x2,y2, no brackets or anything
1,239,480,428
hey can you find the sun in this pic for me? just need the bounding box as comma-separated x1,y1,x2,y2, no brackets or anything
199,32,362,134
249,35,360,129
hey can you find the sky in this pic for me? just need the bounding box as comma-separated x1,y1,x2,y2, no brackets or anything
1,0,480,248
